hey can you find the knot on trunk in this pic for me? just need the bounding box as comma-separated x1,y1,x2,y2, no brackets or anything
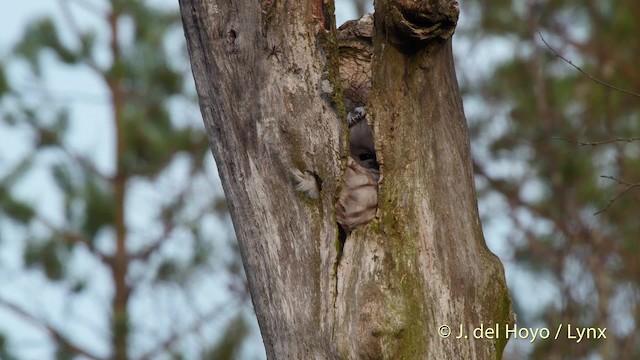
383,0,459,50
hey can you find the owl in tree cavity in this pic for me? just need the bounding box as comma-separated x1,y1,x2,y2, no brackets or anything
291,107,379,231
334,14,379,231
292,14,378,231
336,107,379,231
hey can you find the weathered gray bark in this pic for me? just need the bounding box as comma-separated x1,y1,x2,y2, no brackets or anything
180,0,513,359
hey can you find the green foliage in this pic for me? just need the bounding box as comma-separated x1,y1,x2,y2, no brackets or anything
0,333,19,360
54,342,73,360
0,64,8,96
14,18,78,74
204,315,249,360
213,197,229,217
0,186,35,224
155,259,180,282
82,177,115,240
24,235,70,281
0,159,36,224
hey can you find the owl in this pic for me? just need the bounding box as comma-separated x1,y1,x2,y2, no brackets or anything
291,107,379,231
337,107,379,231
293,14,378,231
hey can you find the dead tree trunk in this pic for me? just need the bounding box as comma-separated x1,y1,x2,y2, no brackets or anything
179,0,513,358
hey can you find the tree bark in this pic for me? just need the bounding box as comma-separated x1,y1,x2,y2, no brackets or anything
179,0,513,358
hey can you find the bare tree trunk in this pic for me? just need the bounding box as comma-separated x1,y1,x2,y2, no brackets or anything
179,0,513,358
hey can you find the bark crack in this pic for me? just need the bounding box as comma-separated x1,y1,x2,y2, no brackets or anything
332,226,347,308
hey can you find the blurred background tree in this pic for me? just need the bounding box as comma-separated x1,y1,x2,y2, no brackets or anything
455,1,640,359
1,0,638,359
0,0,261,359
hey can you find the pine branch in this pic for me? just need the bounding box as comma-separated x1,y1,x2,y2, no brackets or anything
595,176,640,215
554,136,640,146
0,297,105,360
537,31,640,98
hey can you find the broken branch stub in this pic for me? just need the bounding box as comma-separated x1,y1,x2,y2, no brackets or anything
378,0,459,51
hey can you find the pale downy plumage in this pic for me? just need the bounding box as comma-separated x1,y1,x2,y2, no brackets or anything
336,156,379,231
291,169,320,199
291,108,378,231
337,107,379,231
